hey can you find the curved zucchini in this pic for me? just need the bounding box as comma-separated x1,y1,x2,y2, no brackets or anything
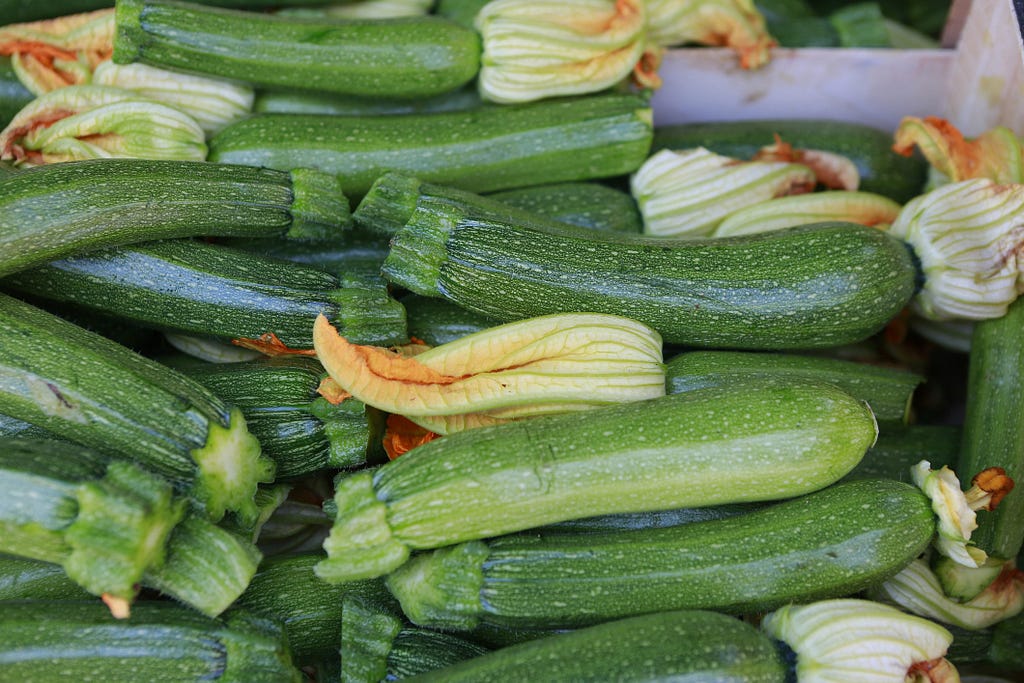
363,174,919,349
0,158,348,279
405,610,788,682
3,238,407,348
651,118,928,202
666,349,923,423
0,601,301,683
114,0,481,99
0,293,274,522
315,379,877,582
174,356,388,478
387,479,935,630
488,181,643,233
209,93,653,198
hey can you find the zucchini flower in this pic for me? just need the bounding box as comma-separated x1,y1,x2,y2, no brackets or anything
474,0,658,104
92,62,253,135
0,9,114,95
0,84,207,165
752,135,861,191
311,311,665,435
911,460,1014,568
644,0,776,69
713,191,901,237
871,557,1024,630
277,0,434,19
631,147,816,237
893,116,1024,188
888,179,1024,321
762,599,959,683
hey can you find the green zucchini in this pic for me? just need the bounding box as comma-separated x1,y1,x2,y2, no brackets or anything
651,119,928,202
253,86,483,117
0,437,262,616
0,57,33,128
958,295,1024,560
843,424,960,482
360,173,919,349
0,158,348,279
946,614,1024,670
404,609,788,682
0,293,275,522
173,356,388,478
488,181,643,233
0,601,301,683
386,479,935,630
666,349,924,423
0,411,57,440
434,0,489,28
403,294,497,347
1,1,356,23
3,238,408,348
316,378,877,582
231,553,391,664
209,93,653,198
114,0,481,99
0,554,91,601
534,502,762,534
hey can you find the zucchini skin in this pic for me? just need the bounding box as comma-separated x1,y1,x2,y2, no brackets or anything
0,601,302,683
377,177,918,348
317,380,877,581
488,181,643,233
386,479,935,630
253,86,483,117
0,554,91,601
209,94,653,198
0,58,33,129
651,119,928,203
175,356,387,478
405,610,787,682
0,1,345,23
114,0,481,99
3,238,408,347
666,349,923,423
0,158,348,279
403,294,497,347
843,424,960,482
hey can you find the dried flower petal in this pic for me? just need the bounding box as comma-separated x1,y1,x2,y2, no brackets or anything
645,0,776,69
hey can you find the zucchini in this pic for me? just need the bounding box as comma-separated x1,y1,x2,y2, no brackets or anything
386,479,935,630
666,349,924,423
403,609,788,682
958,295,1024,560
360,174,919,349
0,554,91,601
231,552,391,664
0,293,275,522
403,294,497,347
253,86,483,117
0,437,262,616
1,1,357,23
0,158,348,279
316,378,877,582
3,238,408,348
114,0,481,99
488,181,643,233
535,502,762,534
844,424,960,482
209,93,653,198
651,119,928,202
0,601,302,683
173,356,388,478
0,57,33,128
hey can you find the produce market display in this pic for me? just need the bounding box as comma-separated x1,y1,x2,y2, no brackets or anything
0,0,1022,681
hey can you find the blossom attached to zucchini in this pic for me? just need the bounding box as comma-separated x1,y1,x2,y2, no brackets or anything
762,598,960,683
0,9,114,95
0,84,206,165
311,311,665,435
474,0,657,103
893,116,1024,187
631,147,816,237
644,0,776,69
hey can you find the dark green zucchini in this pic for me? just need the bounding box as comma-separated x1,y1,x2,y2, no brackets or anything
209,93,653,198
223,230,392,279
173,356,388,478
434,0,489,28
253,86,483,117
386,479,935,630
403,294,497,347
114,0,481,99
0,57,33,128
651,119,928,202
665,349,924,423
231,553,391,665
958,295,1024,560
0,411,57,440
488,182,643,233
3,238,407,348
404,610,788,682
946,614,1024,670
316,379,877,582
1,0,356,23
0,554,91,601
361,173,919,349
534,502,763,534
0,293,275,523
843,424,960,482
0,601,301,682
0,158,348,279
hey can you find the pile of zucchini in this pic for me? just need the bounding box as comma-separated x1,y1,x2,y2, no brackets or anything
1,1,1022,682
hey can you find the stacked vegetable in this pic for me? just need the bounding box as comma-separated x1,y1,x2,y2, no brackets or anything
1,0,1022,681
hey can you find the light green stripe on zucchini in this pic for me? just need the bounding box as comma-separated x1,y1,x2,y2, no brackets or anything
315,378,877,582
